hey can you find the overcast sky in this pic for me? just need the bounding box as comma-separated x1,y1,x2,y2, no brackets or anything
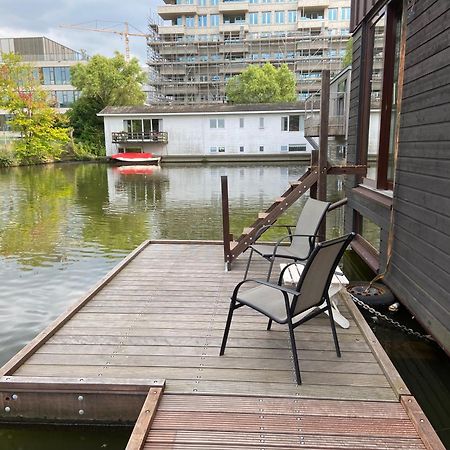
0,0,163,64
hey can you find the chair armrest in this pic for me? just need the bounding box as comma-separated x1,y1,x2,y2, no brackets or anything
272,233,319,256
232,278,299,300
253,224,296,242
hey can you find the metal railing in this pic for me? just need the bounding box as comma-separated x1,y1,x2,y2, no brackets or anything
112,131,168,144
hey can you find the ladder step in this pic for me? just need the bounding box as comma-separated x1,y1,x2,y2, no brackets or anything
275,197,286,202
289,181,301,187
242,227,254,235
230,242,238,250
258,212,269,219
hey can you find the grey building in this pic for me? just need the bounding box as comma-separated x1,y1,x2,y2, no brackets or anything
0,36,87,111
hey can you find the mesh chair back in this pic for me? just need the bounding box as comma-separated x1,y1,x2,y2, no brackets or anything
291,233,355,317
290,198,330,257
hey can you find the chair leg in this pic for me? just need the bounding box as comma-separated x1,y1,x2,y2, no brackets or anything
266,257,275,282
326,297,341,357
267,319,272,330
287,317,302,385
220,300,236,356
243,248,254,280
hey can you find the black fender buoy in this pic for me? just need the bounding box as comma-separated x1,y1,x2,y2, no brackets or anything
346,282,395,307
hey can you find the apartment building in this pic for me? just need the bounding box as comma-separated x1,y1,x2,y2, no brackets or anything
0,37,87,112
148,0,351,104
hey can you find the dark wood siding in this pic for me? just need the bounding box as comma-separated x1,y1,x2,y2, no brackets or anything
385,0,450,352
350,0,385,31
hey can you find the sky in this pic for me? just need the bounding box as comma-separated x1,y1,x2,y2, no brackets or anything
0,0,163,64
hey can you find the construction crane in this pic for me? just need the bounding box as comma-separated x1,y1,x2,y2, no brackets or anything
60,21,149,61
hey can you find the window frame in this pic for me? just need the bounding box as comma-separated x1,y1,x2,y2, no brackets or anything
360,1,402,191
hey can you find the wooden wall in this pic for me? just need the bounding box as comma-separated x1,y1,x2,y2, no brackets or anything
384,0,450,351
351,0,384,31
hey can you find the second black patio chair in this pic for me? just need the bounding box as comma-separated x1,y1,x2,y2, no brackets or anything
243,197,330,281
220,232,355,385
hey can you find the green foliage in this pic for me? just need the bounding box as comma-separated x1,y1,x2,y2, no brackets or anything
226,63,297,103
343,38,353,67
67,95,105,155
0,144,17,166
69,53,146,151
71,141,101,160
0,53,70,163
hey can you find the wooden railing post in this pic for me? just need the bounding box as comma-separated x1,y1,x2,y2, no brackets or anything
221,175,232,271
318,69,330,241
310,149,318,199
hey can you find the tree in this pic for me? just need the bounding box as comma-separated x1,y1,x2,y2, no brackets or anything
68,52,147,153
226,63,296,104
0,53,69,163
342,38,353,68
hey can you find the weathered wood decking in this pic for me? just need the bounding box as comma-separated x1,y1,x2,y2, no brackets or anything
0,241,444,449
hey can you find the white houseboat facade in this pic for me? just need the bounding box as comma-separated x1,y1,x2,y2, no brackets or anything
98,103,314,160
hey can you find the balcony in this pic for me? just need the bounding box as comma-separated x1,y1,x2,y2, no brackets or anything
219,1,248,13
160,65,187,75
220,61,248,73
159,44,198,55
304,115,345,137
220,42,249,53
158,25,186,35
219,23,249,33
296,0,329,6
112,132,169,144
158,4,197,19
297,18,325,30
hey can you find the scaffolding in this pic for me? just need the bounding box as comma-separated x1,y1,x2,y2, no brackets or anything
147,21,350,104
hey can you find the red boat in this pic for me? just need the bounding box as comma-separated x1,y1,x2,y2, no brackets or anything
110,152,161,165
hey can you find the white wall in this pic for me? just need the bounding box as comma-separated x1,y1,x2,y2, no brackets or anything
102,111,313,157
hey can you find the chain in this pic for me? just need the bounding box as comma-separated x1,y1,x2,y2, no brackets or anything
349,293,433,342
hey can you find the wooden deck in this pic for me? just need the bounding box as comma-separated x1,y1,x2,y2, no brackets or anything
0,241,444,449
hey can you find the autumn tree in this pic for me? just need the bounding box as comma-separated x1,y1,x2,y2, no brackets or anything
226,63,296,104
0,53,69,163
68,53,147,153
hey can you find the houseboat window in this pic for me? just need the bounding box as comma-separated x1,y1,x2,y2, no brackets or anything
218,146,225,153
239,118,244,128
124,119,161,135
210,118,225,128
365,11,386,185
363,1,403,190
281,115,301,131
288,144,306,152
259,146,264,152
239,146,245,152
209,146,217,153
259,117,265,129
152,119,160,132
124,119,143,134
143,120,151,134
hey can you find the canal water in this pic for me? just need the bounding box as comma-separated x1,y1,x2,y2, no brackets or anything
0,162,448,448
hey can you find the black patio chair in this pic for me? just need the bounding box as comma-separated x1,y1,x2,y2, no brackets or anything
220,233,355,385
243,197,330,281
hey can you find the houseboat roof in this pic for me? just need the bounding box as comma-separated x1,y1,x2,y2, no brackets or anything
98,102,308,116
